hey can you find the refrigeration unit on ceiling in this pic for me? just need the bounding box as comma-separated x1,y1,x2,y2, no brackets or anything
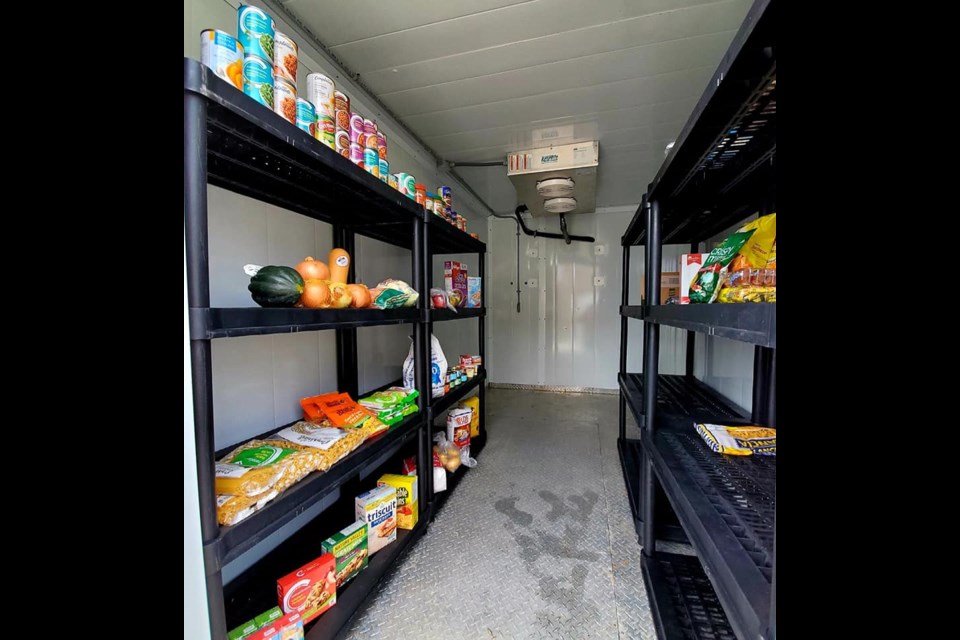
507,141,599,217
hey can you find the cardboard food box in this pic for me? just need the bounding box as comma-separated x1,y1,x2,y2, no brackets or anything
322,520,369,589
680,254,707,304
444,261,469,307
467,277,482,308
355,485,397,554
640,272,681,304
252,612,304,640
377,474,419,530
253,607,283,629
228,619,259,640
276,553,337,624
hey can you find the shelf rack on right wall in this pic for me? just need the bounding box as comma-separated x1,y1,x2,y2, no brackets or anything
616,1,776,639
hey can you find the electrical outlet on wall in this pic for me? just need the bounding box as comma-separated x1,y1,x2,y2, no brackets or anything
594,276,606,287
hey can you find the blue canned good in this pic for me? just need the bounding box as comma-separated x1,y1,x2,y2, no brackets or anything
364,148,380,178
242,56,274,108
379,158,389,183
295,98,316,137
238,5,275,62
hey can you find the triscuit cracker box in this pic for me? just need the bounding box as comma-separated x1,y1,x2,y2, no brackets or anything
355,485,396,554
377,474,419,530
322,520,368,589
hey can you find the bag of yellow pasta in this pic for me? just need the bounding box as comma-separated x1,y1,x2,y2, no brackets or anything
695,423,776,456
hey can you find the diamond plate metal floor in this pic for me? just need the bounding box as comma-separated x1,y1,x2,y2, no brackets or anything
341,388,660,639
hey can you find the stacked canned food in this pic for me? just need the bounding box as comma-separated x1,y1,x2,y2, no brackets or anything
200,7,477,224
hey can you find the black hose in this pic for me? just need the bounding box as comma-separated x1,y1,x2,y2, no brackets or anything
514,205,595,243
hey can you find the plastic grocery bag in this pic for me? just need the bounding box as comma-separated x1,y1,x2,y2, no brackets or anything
402,334,448,398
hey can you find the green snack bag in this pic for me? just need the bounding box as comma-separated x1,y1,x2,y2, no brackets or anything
689,230,755,303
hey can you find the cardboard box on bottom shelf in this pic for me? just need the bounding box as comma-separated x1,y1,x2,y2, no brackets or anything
640,272,681,304
276,553,337,624
356,485,397,554
252,612,305,640
378,474,419,530
322,520,369,589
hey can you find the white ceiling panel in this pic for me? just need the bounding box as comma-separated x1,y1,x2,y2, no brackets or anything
380,32,733,117
363,0,750,95
327,0,729,71
281,0,752,213
403,66,714,142
280,0,531,48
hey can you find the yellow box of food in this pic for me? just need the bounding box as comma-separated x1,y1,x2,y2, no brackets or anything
377,474,418,530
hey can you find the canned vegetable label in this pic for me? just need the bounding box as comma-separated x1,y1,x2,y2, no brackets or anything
296,98,316,136
402,175,417,198
238,5,275,62
242,56,274,108
201,30,244,90
320,116,336,148
273,77,296,124
364,148,380,177
379,159,389,182
388,174,399,189
273,31,297,84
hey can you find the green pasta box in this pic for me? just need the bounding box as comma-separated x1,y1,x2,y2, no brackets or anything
254,606,283,629
322,520,369,589
227,619,258,640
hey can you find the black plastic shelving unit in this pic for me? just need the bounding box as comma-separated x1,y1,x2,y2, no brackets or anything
616,1,776,638
185,57,487,640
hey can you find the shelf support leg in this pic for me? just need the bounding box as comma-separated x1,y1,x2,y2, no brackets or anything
333,226,359,400
412,216,432,509
619,242,630,440
641,198,661,556
478,248,486,447
184,88,226,638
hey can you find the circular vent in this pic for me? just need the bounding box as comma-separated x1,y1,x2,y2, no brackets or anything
543,197,577,214
536,177,575,198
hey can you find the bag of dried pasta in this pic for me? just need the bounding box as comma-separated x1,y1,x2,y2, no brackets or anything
695,423,776,456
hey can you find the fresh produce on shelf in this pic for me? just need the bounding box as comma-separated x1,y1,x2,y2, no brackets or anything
446,288,463,308
248,265,304,307
328,281,353,308
369,278,419,309
433,433,462,472
328,248,351,283
695,423,776,456
346,283,371,308
301,279,332,308
429,288,457,312
294,256,330,281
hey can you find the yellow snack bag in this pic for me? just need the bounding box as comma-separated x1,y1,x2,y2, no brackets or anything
736,213,776,268
695,423,776,456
